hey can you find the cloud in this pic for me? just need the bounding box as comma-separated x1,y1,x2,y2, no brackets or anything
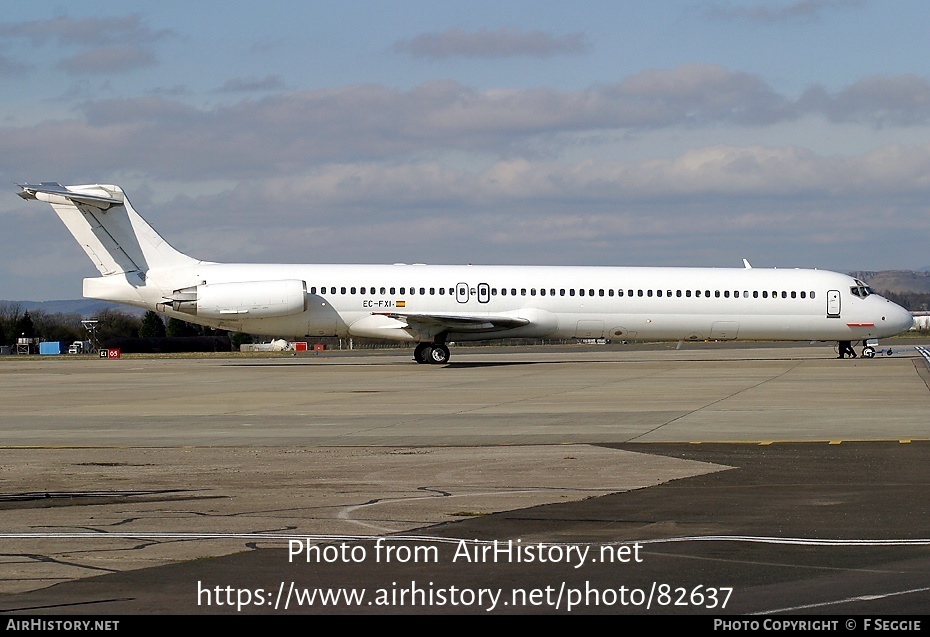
800,75,930,127
0,14,173,47
2,67,930,184
140,142,930,275
215,75,287,93
0,54,29,77
246,143,930,211
58,46,157,75
608,64,790,126
0,15,169,76
394,28,589,58
703,0,863,23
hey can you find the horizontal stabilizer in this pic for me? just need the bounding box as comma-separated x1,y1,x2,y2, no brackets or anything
18,182,123,209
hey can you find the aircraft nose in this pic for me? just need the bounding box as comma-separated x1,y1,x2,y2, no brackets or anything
884,301,915,334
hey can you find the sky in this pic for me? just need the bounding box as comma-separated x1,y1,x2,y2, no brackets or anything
2,0,930,300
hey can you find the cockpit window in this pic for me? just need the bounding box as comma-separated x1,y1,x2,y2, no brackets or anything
850,280,875,298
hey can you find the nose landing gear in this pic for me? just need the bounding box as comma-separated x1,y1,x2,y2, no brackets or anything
861,339,891,358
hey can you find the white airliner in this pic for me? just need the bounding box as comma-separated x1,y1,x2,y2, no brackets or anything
17,182,914,363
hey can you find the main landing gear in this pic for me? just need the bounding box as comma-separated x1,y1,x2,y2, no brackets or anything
414,342,450,364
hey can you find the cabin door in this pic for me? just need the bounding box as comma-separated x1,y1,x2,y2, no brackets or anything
826,290,841,318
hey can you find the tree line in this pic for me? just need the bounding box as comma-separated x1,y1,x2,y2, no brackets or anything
0,303,227,348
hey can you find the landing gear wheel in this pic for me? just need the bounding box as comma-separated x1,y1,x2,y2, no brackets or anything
414,343,431,364
427,343,450,364
862,346,875,358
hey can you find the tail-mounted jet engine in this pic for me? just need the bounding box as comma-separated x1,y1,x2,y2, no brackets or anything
164,280,307,319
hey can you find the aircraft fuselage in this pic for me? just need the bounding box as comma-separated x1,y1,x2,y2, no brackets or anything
117,262,914,343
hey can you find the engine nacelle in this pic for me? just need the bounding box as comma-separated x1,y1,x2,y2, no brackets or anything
168,280,307,319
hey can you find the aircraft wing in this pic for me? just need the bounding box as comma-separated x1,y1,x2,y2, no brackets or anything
372,311,529,332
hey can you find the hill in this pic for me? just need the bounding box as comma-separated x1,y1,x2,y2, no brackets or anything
848,270,930,295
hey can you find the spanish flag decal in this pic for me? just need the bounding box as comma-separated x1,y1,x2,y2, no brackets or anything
397,300,406,307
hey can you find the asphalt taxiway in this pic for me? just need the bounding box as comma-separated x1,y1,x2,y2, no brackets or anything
1,342,929,615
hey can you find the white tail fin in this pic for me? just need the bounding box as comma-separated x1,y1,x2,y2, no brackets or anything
17,182,197,275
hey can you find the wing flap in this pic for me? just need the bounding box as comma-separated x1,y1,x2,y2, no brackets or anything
372,311,529,332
